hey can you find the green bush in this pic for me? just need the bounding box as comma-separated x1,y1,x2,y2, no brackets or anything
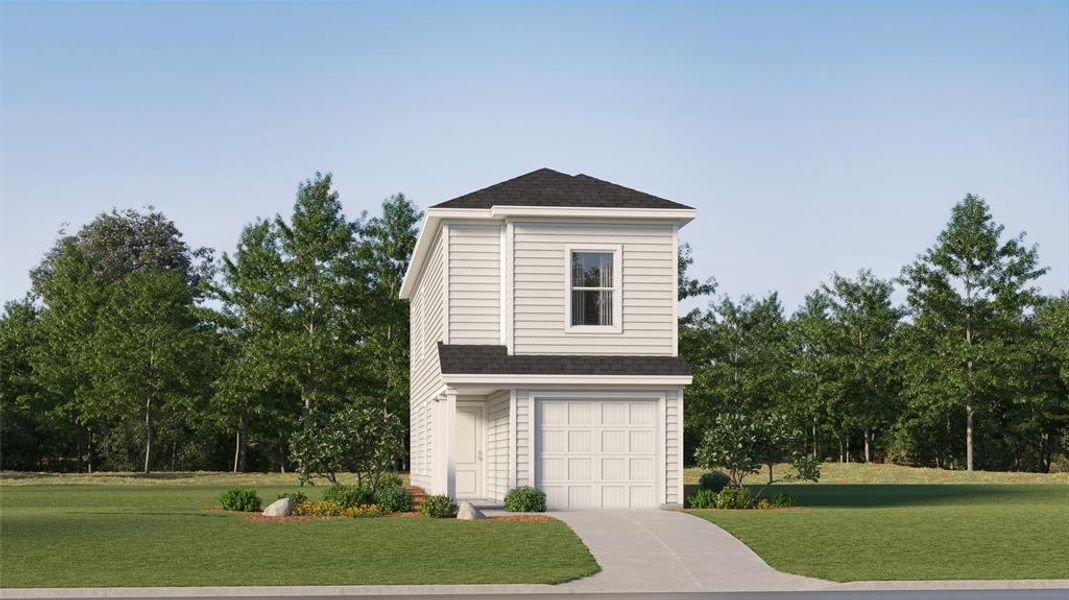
375,484,412,513
504,486,547,512
686,488,718,509
698,471,731,493
379,472,405,488
219,488,261,512
277,491,309,504
420,494,457,518
769,493,793,508
714,487,751,509
321,483,374,508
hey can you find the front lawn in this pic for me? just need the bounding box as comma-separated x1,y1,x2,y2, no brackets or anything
0,479,598,588
687,482,1069,581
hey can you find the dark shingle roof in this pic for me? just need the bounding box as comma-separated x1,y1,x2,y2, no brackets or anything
432,168,692,210
438,343,691,377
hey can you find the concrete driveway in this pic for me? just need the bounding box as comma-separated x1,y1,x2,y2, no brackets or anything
553,510,827,592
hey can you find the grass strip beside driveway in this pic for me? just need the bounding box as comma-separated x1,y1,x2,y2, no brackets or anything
687,484,1069,582
0,485,599,588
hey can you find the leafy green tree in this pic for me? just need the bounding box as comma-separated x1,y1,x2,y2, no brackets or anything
789,291,843,459
28,241,107,471
290,403,405,487
0,299,51,469
273,173,367,412
819,270,903,461
89,269,211,472
694,411,820,501
682,293,792,460
900,195,1046,470
353,194,422,424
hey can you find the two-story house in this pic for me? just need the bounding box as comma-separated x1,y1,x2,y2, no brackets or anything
399,168,695,509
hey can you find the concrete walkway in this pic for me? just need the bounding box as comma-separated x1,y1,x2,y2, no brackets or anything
552,510,827,592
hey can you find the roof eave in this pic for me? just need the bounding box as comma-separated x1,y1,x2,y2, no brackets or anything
441,373,693,386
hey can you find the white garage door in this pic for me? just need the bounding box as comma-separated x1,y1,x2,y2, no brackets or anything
535,398,659,509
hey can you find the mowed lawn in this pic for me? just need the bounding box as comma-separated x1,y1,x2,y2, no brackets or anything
0,477,599,588
685,466,1069,582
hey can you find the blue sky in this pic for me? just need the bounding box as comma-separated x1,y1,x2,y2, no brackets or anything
2,1,1066,311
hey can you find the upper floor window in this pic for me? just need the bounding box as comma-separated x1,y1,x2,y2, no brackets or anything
566,245,622,333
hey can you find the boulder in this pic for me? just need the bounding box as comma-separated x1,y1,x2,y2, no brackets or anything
456,501,486,520
262,497,294,517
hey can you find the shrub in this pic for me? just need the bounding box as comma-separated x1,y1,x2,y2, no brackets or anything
686,488,718,509
219,488,261,512
698,471,731,493
277,491,309,505
379,472,405,488
375,484,412,513
292,500,388,518
769,493,793,508
322,483,374,508
420,494,457,518
504,486,547,512
714,487,751,509
755,498,770,510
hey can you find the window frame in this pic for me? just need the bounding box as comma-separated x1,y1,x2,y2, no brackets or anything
563,244,623,334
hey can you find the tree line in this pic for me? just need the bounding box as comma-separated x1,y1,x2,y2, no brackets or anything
2,179,1066,474
1,173,420,472
678,195,1068,472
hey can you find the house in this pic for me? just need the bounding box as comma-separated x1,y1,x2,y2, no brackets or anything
399,168,696,509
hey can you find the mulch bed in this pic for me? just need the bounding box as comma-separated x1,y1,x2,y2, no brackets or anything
239,511,556,523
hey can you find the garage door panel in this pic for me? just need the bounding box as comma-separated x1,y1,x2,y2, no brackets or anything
569,486,593,508
568,457,592,480
542,457,567,480
630,430,654,452
536,397,660,509
630,402,656,426
568,402,592,425
601,402,627,425
601,457,627,480
601,430,627,452
568,430,592,452
602,486,628,508
630,486,655,507
630,457,654,480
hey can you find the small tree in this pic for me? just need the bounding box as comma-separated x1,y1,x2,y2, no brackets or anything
694,411,820,504
290,403,405,487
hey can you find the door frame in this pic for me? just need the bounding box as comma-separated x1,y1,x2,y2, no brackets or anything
530,391,666,509
456,401,487,500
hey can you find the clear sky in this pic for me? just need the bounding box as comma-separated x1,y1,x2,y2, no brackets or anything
2,1,1066,311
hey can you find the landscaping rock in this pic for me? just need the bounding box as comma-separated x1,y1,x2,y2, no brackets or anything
456,501,486,520
262,497,294,517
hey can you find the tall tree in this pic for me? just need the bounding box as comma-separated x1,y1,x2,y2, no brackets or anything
274,173,367,412
819,270,903,462
353,194,422,421
900,195,1046,470
90,269,209,472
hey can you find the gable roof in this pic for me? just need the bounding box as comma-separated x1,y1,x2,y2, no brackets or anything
438,343,691,377
432,168,693,210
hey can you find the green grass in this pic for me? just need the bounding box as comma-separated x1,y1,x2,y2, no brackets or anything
684,462,1069,485
686,483,1069,581
0,480,598,588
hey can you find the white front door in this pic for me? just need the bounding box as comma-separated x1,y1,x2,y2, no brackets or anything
536,398,660,509
455,405,483,499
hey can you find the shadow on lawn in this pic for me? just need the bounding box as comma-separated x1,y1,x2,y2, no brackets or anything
683,483,1066,508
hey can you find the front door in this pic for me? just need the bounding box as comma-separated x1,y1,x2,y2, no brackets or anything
455,405,483,499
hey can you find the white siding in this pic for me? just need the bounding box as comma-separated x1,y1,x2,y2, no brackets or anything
448,223,501,345
486,391,510,501
408,230,446,490
515,390,533,486
512,221,676,355
665,389,683,505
